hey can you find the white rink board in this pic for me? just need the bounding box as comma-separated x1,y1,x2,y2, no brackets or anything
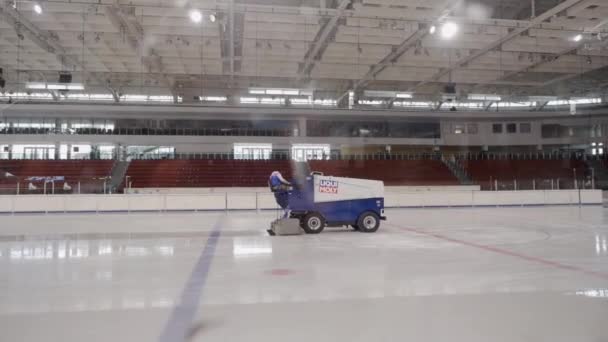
227,193,257,210
257,193,281,210
64,196,98,212
164,194,225,211
0,190,602,214
128,195,164,211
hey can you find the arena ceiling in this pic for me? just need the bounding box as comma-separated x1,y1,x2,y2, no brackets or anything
0,0,607,104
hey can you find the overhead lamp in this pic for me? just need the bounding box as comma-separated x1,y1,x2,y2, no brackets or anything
249,88,265,95
440,22,458,39
209,13,217,23
199,96,226,102
468,94,501,101
248,88,307,96
265,89,283,95
33,3,42,14
395,92,413,98
26,82,84,91
189,9,202,23
429,25,436,35
364,90,413,98
573,34,583,42
528,95,557,102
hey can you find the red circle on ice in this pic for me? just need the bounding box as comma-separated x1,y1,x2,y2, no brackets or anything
267,268,295,276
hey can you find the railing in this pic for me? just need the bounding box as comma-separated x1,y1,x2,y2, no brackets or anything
0,177,113,195
452,151,590,161
131,152,446,161
482,178,594,191
0,153,115,160
0,127,294,137
1,150,605,162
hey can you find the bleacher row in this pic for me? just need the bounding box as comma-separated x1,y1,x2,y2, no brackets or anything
309,160,460,186
126,160,293,188
461,159,588,190
0,160,113,194
0,158,592,192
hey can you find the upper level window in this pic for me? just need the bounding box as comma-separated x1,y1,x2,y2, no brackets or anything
520,123,531,133
467,123,478,134
492,124,503,133
234,143,272,160
506,123,517,133
453,124,464,134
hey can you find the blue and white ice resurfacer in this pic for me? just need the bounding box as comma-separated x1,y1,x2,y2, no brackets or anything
269,173,386,235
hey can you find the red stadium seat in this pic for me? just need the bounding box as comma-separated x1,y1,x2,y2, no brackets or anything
0,160,114,194
125,159,293,188
308,160,459,186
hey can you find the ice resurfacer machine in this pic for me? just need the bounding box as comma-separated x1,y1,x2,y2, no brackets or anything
269,173,386,235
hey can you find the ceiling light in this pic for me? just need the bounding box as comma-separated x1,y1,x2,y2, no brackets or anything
209,13,217,23
266,89,283,95
189,9,202,23
440,22,458,39
25,82,47,89
200,96,226,102
33,3,42,14
573,34,583,42
429,25,436,35
26,82,84,91
468,94,501,101
249,88,265,95
363,90,412,98
528,96,557,102
395,92,413,98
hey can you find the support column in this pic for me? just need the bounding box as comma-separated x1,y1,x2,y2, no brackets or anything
114,143,121,160
54,142,60,160
298,118,307,137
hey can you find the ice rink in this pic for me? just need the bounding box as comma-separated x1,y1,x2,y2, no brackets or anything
1,206,608,342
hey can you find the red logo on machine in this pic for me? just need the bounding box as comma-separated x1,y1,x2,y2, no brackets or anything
319,179,339,194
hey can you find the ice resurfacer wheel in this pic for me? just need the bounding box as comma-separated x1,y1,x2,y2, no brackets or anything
302,212,325,234
357,211,380,233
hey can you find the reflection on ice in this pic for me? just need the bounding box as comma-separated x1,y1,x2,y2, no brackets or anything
595,235,607,255
575,289,608,298
232,237,272,258
2,240,177,261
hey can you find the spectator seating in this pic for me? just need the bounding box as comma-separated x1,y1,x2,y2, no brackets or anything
0,160,113,194
461,159,588,189
126,159,293,188
308,160,460,185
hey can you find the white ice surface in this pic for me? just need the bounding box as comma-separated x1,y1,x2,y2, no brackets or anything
1,207,608,342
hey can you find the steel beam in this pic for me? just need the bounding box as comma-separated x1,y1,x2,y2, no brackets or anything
335,0,462,103
407,0,587,92
0,3,118,95
298,0,351,78
104,4,177,102
229,0,235,76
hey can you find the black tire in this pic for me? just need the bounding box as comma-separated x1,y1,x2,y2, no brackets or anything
351,225,360,231
302,212,325,234
357,212,380,233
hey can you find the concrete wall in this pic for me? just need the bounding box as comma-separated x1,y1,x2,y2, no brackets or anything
0,190,601,214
